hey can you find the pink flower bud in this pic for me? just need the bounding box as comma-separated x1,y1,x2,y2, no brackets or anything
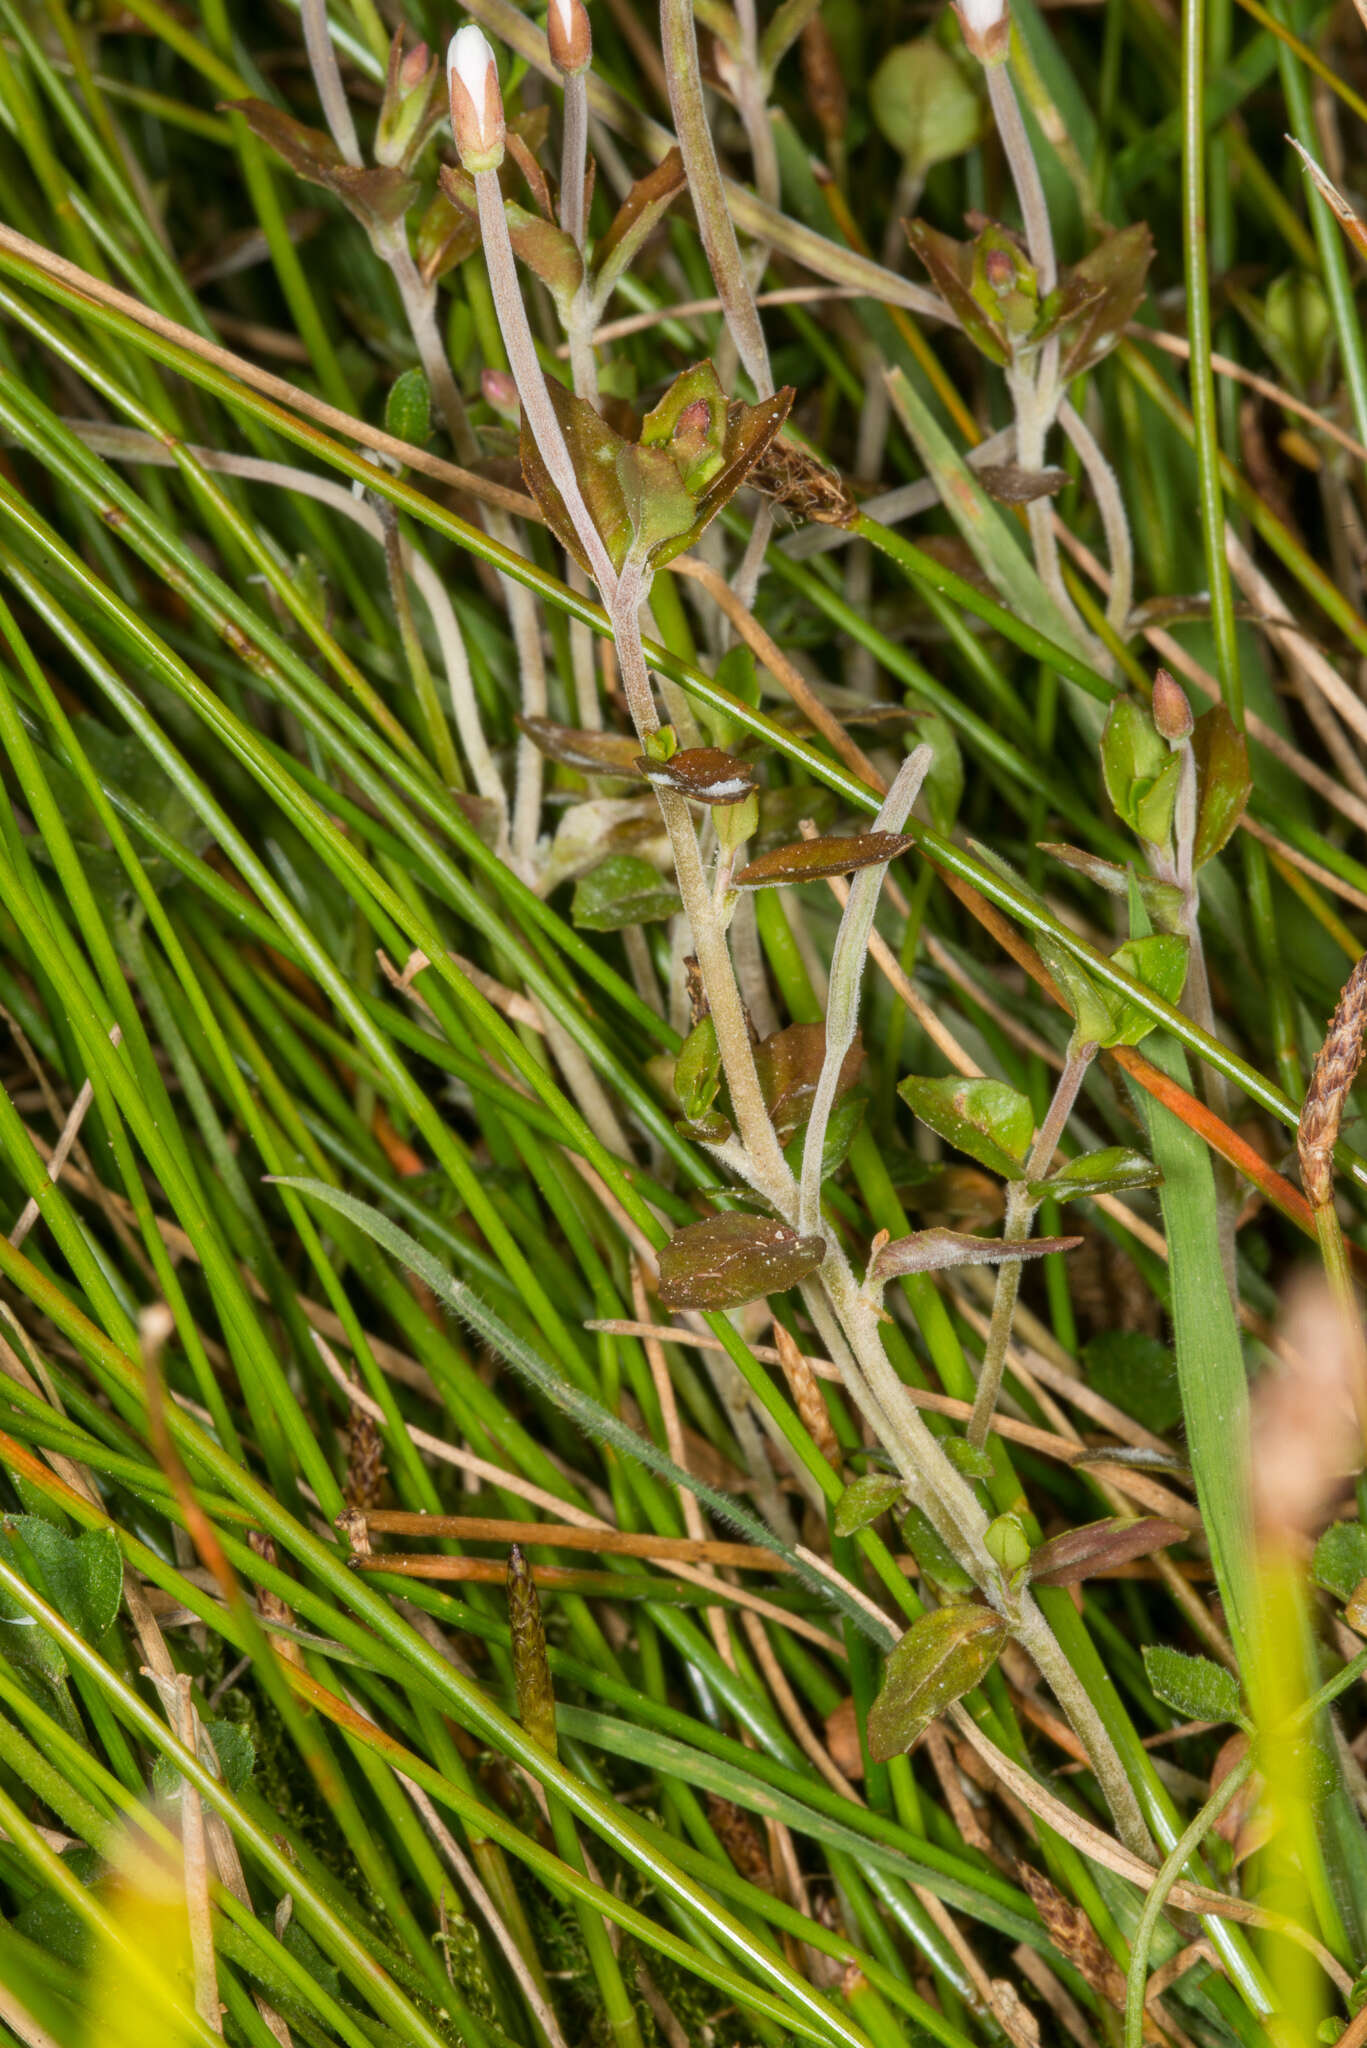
399,40,431,92
447,25,505,172
954,0,1009,64
481,368,520,422
1152,668,1194,744
547,0,592,76
983,246,1015,296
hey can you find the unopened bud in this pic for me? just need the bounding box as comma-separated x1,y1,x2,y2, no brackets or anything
481,367,520,422
377,31,441,169
983,246,1015,296
954,0,1010,64
983,1512,1032,1577
1151,668,1194,745
547,0,592,75
400,39,431,91
447,24,505,172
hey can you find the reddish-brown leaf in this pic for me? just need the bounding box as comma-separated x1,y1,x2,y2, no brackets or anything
516,715,644,777
736,832,915,886
657,1212,827,1309
636,746,755,805
1027,1516,1187,1587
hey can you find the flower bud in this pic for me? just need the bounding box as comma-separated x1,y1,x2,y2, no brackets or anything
547,0,592,76
447,24,505,172
983,1512,1031,1577
954,0,1010,65
1151,667,1194,744
481,367,520,422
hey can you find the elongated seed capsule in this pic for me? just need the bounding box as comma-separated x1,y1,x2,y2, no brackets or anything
1299,951,1367,1208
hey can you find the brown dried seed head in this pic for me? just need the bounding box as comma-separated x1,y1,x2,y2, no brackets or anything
507,1544,558,1754
773,1321,839,1467
345,1410,387,1512
1299,950,1367,1207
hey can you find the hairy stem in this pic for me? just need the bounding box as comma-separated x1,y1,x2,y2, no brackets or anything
968,1039,1095,1448
300,0,362,168
1058,397,1134,638
660,0,773,397
798,747,931,1238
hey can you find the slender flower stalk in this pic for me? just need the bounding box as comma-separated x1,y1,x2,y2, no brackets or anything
300,0,362,167
660,0,773,399
967,1037,1096,1449
1058,398,1134,637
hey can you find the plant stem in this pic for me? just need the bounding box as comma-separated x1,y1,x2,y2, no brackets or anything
967,1040,1094,1449
300,0,362,167
1057,398,1134,637
660,0,773,396
610,559,789,1196
797,748,931,1238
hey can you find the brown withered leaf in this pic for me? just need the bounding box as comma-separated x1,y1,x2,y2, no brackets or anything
226,101,417,228
636,746,755,805
755,1022,863,1138
516,715,644,778
1016,1867,1127,2008
591,148,687,300
706,1795,775,1890
1211,1732,1271,1867
736,832,915,887
1056,222,1154,379
977,464,1069,506
869,1227,1081,1284
657,1212,827,1310
1027,1516,1187,1587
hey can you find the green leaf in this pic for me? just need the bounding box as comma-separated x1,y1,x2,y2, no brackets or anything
1191,705,1251,866
0,1517,122,1640
943,1439,995,1479
571,854,681,931
1081,1331,1182,1433
1033,930,1118,1047
1104,934,1189,1045
657,1212,827,1310
899,1508,976,1594
1026,1145,1161,1205
870,37,980,174
674,1013,721,1122
897,1074,1034,1179
834,1473,904,1536
1313,1522,1367,1603
204,1719,256,1793
1100,695,1171,840
384,368,431,447
1142,1645,1242,1725
868,1605,1008,1761
903,221,1009,366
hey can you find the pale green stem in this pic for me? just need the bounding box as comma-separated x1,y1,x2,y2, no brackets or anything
1058,397,1134,638
797,746,932,1238
611,556,790,1196
1124,1755,1252,2048
967,1039,1095,1449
